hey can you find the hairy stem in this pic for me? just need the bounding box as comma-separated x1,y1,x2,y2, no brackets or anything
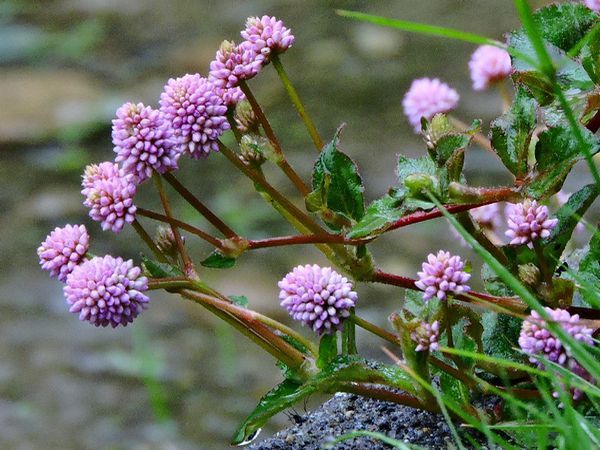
137,208,224,250
351,315,399,345
163,172,237,238
238,81,310,196
336,382,436,413
153,174,193,273
271,54,324,151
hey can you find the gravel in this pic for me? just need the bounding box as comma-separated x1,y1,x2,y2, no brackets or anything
248,392,501,450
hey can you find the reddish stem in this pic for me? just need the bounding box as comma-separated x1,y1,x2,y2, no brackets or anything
336,382,436,413
247,233,371,249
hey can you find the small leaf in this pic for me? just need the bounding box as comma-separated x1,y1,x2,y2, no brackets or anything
440,371,470,405
423,114,474,169
141,255,184,278
580,28,600,83
396,154,437,186
490,87,537,177
317,334,337,370
310,126,365,227
201,250,236,269
346,189,405,239
543,184,598,271
229,295,248,308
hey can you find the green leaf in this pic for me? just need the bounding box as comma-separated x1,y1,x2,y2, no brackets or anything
481,312,523,362
229,295,248,308
527,124,600,199
396,154,437,186
482,263,515,297
490,87,537,177
310,126,365,226
141,255,184,278
579,232,600,306
317,334,338,370
232,356,413,445
440,371,470,405
231,379,308,445
543,184,598,271
424,114,475,168
522,3,598,52
580,26,600,83
346,188,405,239
200,250,236,269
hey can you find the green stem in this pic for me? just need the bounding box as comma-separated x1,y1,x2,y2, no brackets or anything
131,219,168,263
238,81,310,197
533,240,554,289
351,315,399,345
226,110,243,142
163,172,237,238
271,54,323,151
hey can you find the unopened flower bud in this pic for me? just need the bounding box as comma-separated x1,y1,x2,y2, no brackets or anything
155,226,182,259
234,100,259,134
240,134,272,167
404,173,437,197
518,263,541,287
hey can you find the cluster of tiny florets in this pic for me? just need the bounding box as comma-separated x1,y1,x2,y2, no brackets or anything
37,224,90,282
402,78,459,132
64,255,149,328
411,321,440,352
505,199,558,246
81,162,137,233
468,45,512,91
209,40,264,89
112,102,179,183
278,264,357,335
519,308,594,366
159,74,230,158
519,308,595,400
415,251,471,301
241,15,295,60
584,0,600,13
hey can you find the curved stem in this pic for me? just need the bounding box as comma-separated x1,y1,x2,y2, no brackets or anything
179,289,312,375
163,172,237,238
271,54,324,151
131,218,168,263
238,81,310,197
137,207,224,250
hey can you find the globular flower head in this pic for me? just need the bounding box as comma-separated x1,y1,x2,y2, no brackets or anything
505,199,558,246
519,308,594,368
402,78,459,132
81,162,137,233
468,45,512,91
415,251,471,301
64,255,149,328
159,74,230,159
208,40,264,89
112,102,179,183
241,15,295,60
278,264,357,335
411,320,440,352
584,0,600,13
38,224,90,282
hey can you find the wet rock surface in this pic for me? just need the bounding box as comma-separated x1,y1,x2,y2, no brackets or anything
249,392,503,450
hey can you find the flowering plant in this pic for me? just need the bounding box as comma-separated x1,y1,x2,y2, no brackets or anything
37,2,600,446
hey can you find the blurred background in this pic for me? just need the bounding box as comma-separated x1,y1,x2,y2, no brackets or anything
1,0,594,449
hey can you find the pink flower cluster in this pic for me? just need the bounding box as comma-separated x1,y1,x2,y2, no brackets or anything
519,308,595,400
82,162,137,233
415,251,471,301
411,321,440,352
112,102,179,182
160,74,230,159
37,224,90,282
402,78,459,132
278,264,357,335
468,45,512,91
506,200,558,246
584,0,600,13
